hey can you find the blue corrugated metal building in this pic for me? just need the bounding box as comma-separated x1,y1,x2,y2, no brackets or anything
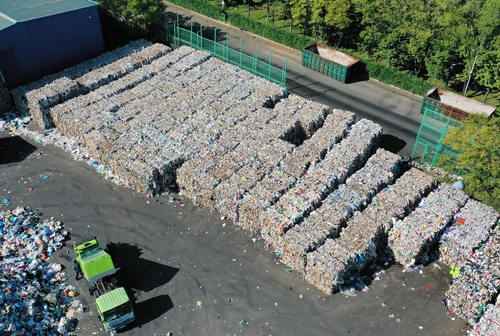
0,0,105,89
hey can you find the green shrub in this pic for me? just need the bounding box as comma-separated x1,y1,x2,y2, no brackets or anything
169,0,224,21
228,12,315,51
350,55,432,95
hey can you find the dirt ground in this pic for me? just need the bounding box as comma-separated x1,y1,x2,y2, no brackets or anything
0,130,470,335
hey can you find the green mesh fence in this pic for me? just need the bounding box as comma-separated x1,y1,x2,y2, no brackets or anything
168,18,287,86
412,108,461,167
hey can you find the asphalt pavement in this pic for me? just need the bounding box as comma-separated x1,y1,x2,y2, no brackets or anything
164,3,424,158
0,130,470,335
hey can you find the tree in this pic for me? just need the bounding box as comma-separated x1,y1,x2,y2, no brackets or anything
97,0,165,31
310,0,353,45
438,114,500,208
290,0,312,35
474,36,500,101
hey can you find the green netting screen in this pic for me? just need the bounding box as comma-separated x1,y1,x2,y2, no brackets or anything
412,108,461,167
168,18,287,86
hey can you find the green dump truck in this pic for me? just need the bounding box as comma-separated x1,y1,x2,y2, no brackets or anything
74,237,135,331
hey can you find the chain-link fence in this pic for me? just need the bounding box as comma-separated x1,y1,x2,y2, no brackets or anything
165,16,287,86
412,108,461,167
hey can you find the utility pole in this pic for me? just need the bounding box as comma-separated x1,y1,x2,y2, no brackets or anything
463,38,484,96
463,50,478,96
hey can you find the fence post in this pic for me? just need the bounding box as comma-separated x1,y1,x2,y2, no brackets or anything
214,27,217,56
269,51,272,80
225,34,230,62
253,45,258,74
196,23,203,50
282,58,288,86
240,40,243,68
190,19,193,47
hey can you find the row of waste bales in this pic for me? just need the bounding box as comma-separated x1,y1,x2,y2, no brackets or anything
176,95,331,208
445,227,500,328
439,200,499,269
259,119,383,248
11,39,152,112
0,207,81,335
234,109,355,232
303,168,437,294
11,40,156,126
274,148,401,275
49,46,287,196
388,184,470,266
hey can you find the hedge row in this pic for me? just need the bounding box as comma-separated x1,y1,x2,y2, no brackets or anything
168,0,224,21
358,57,434,96
228,13,315,51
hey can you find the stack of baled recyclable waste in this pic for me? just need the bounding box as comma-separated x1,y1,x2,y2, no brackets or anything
337,210,385,277
388,184,469,267
439,200,499,268
30,43,170,129
445,227,500,326
212,158,271,217
445,260,500,326
275,97,329,147
469,299,500,336
11,39,152,113
346,148,401,200
369,168,438,232
0,207,77,335
21,76,81,129
304,239,356,294
260,125,378,244
237,169,297,232
480,228,500,278
280,109,355,179
260,120,382,252
305,119,383,189
277,149,401,274
76,42,171,94
176,159,220,206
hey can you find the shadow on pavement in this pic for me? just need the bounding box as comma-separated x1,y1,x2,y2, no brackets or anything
117,294,174,333
113,243,179,293
380,134,407,154
287,78,337,98
348,63,370,84
0,135,37,164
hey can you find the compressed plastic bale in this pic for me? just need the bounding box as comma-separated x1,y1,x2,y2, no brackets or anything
439,200,499,268
236,194,271,232
469,296,500,335
278,211,332,274
259,207,294,247
346,148,401,198
304,240,353,294
388,183,468,267
338,211,384,274
445,262,500,326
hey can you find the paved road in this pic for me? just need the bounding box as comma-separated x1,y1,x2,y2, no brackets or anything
164,3,423,158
